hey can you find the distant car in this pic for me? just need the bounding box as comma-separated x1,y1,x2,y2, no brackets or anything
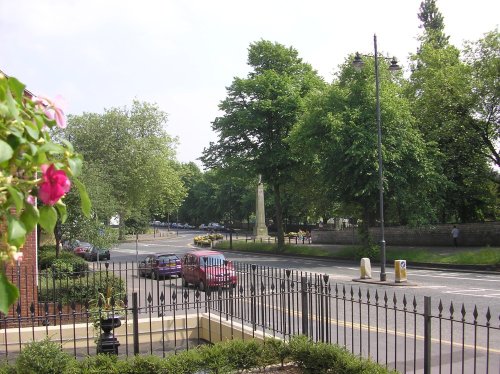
199,224,207,230
63,239,81,251
138,253,182,279
84,247,110,261
208,223,225,231
73,242,93,257
181,250,237,291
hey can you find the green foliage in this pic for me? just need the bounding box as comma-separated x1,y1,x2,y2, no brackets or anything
223,339,262,371
263,338,291,367
0,361,16,374
288,335,341,374
75,354,120,374
119,355,166,374
15,338,73,374
202,40,325,247
38,247,88,273
197,343,232,374
463,28,500,170
38,270,125,304
356,244,380,262
0,74,90,313
62,101,186,239
162,349,202,374
417,0,449,47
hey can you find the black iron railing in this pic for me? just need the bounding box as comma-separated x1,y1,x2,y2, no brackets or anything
1,261,498,373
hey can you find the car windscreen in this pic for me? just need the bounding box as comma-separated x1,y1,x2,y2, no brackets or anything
158,255,179,263
199,254,226,267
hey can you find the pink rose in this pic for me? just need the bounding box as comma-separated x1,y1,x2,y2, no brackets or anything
33,96,67,129
38,164,71,206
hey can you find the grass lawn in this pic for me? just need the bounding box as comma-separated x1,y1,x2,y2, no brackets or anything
215,241,500,266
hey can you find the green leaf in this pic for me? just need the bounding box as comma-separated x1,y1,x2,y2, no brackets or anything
54,201,67,223
7,77,25,105
39,205,57,233
5,88,20,120
0,272,19,314
73,178,92,217
6,214,27,248
38,142,64,154
0,139,14,163
68,157,83,177
24,120,40,140
20,203,39,233
6,186,23,213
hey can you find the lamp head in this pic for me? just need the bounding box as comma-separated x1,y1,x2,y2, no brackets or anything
352,52,365,71
389,57,401,72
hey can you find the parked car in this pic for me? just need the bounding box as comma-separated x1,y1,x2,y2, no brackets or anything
73,242,93,257
181,250,237,291
84,246,110,261
62,239,81,251
207,223,225,231
138,253,181,279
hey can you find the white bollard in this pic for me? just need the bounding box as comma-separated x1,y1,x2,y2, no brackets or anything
360,258,372,279
394,260,407,283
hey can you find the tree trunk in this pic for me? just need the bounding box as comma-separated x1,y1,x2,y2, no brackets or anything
273,183,285,250
118,212,126,240
54,221,62,258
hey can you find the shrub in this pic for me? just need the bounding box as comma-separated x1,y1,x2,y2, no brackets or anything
263,338,291,367
75,354,121,374
198,343,232,374
38,249,88,273
163,349,202,374
289,335,343,374
223,339,262,371
38,271,125,304
122,355,167,374
15,338,73,374
0,361,16,374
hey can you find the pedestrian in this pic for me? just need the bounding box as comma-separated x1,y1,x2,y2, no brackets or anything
451,225,460,247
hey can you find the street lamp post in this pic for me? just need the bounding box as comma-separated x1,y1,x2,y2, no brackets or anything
352,34,400,282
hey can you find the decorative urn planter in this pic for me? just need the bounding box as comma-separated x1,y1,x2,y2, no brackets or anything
96,314,121,354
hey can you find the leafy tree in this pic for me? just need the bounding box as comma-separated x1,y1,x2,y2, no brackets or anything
463,29,500,169
202,40,324,248
291,56,440,239
409,4,495,222
63,101,185,238
417,0,449,48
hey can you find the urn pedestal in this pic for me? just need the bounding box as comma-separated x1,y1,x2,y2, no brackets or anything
96,315,121,355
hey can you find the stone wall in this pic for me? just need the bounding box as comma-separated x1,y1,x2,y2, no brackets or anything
312,222,500,246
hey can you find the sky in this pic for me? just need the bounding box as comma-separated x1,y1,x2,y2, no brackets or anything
1,0,498,167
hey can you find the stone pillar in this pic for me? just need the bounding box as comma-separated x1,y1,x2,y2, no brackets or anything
253,175,269,239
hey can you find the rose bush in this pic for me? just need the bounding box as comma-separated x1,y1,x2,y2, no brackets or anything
0,73,90,313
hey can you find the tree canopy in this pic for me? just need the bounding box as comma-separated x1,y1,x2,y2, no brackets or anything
62,101,185,238
202,40,324,247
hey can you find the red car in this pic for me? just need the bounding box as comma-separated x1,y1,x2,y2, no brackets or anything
181,250,237,291
73,242,92,257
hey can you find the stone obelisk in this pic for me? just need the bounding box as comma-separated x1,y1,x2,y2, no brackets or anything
253,175,270,239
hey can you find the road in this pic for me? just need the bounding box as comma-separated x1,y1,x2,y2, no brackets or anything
105,231,500,372
110,230,500,319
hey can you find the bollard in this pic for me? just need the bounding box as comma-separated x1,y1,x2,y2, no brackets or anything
394,260,407,283
360,258,372,279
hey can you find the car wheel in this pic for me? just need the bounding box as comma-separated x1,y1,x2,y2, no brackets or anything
152,271,158,280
